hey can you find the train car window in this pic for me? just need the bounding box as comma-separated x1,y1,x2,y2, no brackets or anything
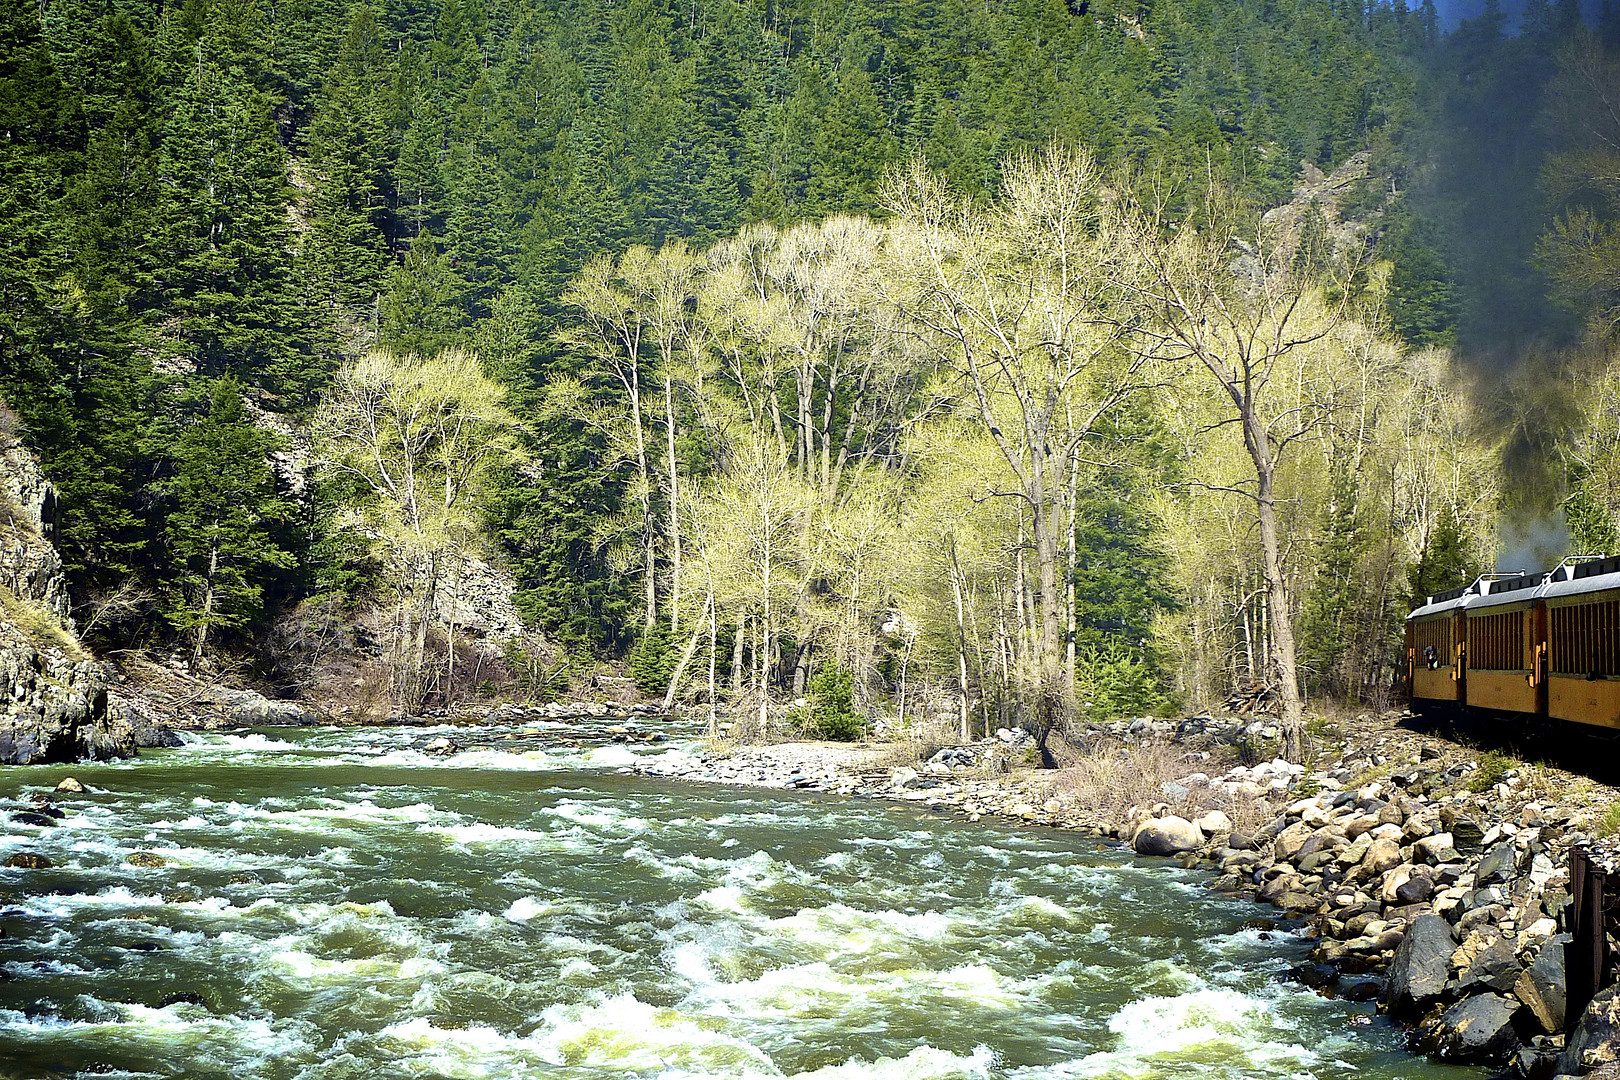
1412,618,1451,665
1469,610,1524,670
1550,596,1620,678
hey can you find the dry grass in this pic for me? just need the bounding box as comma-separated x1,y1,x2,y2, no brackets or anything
0,587,85,662
1050,737,1273,834
873,712,964,766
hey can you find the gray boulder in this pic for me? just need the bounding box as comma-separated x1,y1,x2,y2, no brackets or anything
1396,872,1436,904
1424,993,1522,1064
1133,816,1205,856
1384,914,1456,1018
1459,937,1522,995
1561,985,1620,1075
132,721,184,748
1475,840,1520,886
217,689,306,726
1516,934,1569,1034
1451,817,1486,857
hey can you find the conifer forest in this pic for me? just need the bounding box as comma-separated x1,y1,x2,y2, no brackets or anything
9,0,1620,752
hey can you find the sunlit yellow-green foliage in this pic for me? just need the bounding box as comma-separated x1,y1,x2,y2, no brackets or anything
548,148,1500,736
1149,286,1497,707
314,347,525,708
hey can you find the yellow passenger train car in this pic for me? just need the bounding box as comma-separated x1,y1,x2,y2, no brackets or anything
1406,556,1620,730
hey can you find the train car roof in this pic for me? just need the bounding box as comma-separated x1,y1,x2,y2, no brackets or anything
1540,554,1620,600
1407,558,1620,619
1408,571,1532,620
1468,572,1544,612
1408,588,1481,620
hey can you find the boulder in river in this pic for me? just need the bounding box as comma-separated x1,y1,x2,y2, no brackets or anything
9,809,55,826
125,852,168,868
1385,914,1456,1019
1420,993,1522,1063
1132,816,1205,856
4,852,50,868
133,722,185,748
53,776,83,792
216,689,306,726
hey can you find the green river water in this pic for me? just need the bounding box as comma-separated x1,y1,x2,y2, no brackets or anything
0,722,1483,1080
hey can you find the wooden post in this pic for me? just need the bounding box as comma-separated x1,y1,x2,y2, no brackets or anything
1568,847,1610,1031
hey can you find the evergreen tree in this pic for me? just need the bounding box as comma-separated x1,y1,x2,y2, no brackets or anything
154,32,318,394
297,6,399,323
1408,502,1480,608
0,0,84,394
1302,462,1368,696
159,378,294,664
443,147,518,318
380,229,464,354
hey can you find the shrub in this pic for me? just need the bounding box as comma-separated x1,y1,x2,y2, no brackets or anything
1467,751,1511,794
1598,801,1620,839
1077,643,1177,720
803,663,867,741
627,627,678,696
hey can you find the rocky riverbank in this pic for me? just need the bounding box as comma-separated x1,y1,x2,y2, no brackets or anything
633,710,1620,1077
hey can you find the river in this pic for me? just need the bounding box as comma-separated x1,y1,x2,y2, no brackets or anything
0,721,1482,1080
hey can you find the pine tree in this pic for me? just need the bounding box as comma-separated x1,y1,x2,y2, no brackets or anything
159,378,294,664
1302,462,1368,696
154,30,318,394
806,56,898,216
379,228,464,354
444,147,517,319
65,12,161,322
1408,503,1480,609
0,0,84,394
297,6,400,324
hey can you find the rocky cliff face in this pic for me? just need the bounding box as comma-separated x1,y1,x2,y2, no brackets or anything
0,431,134,764
0,438,70,624
434,552,525,641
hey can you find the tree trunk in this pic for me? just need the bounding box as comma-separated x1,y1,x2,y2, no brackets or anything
949,544,971,742
664,371,681,634
707,590,718,737
1251,443,1305,760
1029,453,1070,765
193,536,219,668
897,627,914,728
661,622,705,711
755,611,769,735
731,616,746,700
792,642,811,698
629,370,656,631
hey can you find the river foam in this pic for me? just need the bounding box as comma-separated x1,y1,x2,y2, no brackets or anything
0,725,1478,1080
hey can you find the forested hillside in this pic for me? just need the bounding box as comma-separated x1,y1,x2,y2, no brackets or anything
6,0,1619,742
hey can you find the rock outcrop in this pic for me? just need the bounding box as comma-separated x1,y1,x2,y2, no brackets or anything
0,434,70,624
0,429,134,764
433,552,524,640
